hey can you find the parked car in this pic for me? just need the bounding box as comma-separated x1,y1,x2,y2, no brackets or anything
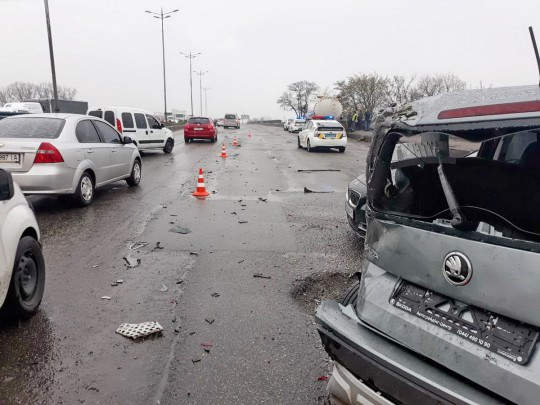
1,102,43,114
215,118,224,127
223,113,240,129
297,117,346,152
87,107,174,153
283,119,293,131
288,118,306,133
0,169,45,318
317,85,540,405
0,114,142,206
184,117,218,143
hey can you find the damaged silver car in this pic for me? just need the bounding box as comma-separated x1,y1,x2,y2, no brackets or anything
317,85,540,404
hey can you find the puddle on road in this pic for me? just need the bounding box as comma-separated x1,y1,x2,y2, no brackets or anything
291,272,357,314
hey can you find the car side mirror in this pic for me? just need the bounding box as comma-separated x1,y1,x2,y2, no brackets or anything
123,136,133,144
0,169,15,201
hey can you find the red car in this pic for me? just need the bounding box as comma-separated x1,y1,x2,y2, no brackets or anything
184,117,218,143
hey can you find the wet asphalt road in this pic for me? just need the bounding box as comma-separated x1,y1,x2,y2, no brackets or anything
0,124,368,405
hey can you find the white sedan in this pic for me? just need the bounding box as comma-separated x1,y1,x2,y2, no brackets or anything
0,169,45,318
297,119,347,153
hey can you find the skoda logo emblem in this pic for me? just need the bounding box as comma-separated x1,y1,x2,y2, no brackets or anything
443,252,472,286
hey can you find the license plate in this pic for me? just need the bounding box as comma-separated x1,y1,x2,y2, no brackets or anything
0,153,20,163
194,128,204,131
325,134,336,139
390,280,539,364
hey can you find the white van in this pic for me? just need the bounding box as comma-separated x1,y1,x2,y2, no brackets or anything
87,107,175,153
2,102,43,114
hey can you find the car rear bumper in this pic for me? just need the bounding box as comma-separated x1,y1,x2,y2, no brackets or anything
310,138,347,148
12,164,75,194
184,131,215,139
316,300,508,405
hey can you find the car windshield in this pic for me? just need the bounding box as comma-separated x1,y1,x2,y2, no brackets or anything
188,117,210,124
0,117,65,138
225,114,236,119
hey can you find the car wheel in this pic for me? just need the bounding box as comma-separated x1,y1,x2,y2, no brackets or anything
341,281,360,307
126,159,142,187
3,236,46,318
163,138,174,153
339,147,345,153
74,171,94,206
307,140,312,152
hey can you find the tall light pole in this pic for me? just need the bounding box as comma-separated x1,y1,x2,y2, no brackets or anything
194,70,208,116
43,0,59,112
203,87,211,116
179,51,201,117
146,7,178,122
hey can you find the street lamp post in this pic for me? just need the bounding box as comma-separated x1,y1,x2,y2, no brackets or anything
43,0,59,112
194,70,208,116
145,7,178,122
179,51,201,117
203,87,210,116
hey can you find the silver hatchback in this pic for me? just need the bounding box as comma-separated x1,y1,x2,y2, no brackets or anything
0,114,142,206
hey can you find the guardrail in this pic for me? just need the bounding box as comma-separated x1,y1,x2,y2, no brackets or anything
248,120,282,127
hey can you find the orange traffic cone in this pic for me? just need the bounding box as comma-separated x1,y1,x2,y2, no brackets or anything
192,168,210,199
233,136,238,147
220,143,228,158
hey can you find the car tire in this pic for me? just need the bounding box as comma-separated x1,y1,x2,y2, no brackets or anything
74,171,94,207
163,138,174,153
341,281,360,307
307,140,312,152
3,236,46,318
339,147,346,153
126,159,142,187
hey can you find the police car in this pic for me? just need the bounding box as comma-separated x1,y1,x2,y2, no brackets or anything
297,116,346,152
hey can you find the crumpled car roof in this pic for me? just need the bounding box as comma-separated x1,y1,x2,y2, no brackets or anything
395,85,540,127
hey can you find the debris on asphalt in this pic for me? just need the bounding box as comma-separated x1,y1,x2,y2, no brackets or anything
240,204,247,207
129,242,148,250
205,317,215,325
201,342,213,348
317,375,329,381
238,220,248,224
238,259,245,264
231,211,237,215
175,280,184,285
123,255,141,268
172,315,177,322
158,284,168,292
169,226,192,234
189,251,199,256
189,331,196,336
169,300,178,310
253,273,272,279
116,322,164,340
211,292,220,298
192,358,201,364
298,169,341,172
117,279,124,284
154,242,164,250
111,282,118,287
101,296,111,300
92,264,99,268
174,327,181,333
258,197,267,202
303,187,334,193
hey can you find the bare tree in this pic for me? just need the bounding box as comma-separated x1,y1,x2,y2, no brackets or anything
386,75,419,105
277,80,319,117
0,82,78,104
415,73,466,98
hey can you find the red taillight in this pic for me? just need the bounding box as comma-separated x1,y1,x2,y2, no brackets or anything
184,124,191,130
116,118,123,133
34,142,64,164
438,100,540,119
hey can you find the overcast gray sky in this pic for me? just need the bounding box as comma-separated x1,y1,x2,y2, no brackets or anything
1,0,540,119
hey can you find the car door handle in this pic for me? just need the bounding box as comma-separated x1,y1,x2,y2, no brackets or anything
146,130,148,135
111,149,117,153
150,130,153,134
87,149,94,154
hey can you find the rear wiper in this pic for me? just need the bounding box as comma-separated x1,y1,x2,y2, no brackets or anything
437,154,475,231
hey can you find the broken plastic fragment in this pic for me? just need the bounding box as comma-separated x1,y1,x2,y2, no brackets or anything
317,375,329,381
253,273,271,279
123,256,141,268
205,318,215,325
238,220,248,224
158,284,168,292
154,242,164,250
169,226,192,234
101,296,111,300
129,242,148,250
116,321,163,340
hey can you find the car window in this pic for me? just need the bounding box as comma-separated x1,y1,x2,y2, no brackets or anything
76,120,102,143
146,114,161,129
225,114,235,119
122,112,134,129
134,113,147,129
88,110,103,119
188,118,210,124
0,117,65,138
93,120,122,143
498,132,538,163
104,110,115,126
